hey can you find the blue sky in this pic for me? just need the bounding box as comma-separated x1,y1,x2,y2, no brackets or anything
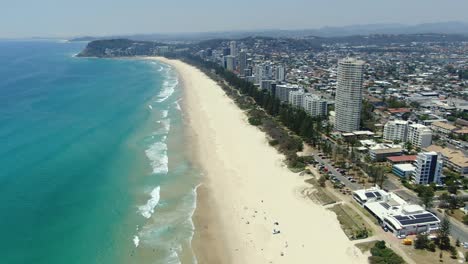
1,0,468,38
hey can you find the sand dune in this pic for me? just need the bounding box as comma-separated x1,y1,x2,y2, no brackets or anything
151,57,367,264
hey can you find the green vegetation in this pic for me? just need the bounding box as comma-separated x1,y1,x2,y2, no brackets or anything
385,97,408,108
176,53,325,170
415,185,435,209
414,233,436,252
369,241,405,264
435,217,451,250
330,204,371,240
77,39,168,57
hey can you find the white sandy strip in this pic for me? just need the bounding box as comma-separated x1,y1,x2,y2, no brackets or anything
150,57,367,264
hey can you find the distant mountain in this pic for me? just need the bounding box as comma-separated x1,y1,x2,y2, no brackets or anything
308,21,468,37
68,21,468,42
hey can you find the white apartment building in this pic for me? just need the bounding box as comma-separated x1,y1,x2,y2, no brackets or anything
334,58,364,132
413,152,443,185
408,124,432,149
288,89,305,108
275,84,300,103
303,94,327,117
384,120,409,142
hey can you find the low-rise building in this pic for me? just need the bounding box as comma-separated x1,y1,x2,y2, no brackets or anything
424,145,468,175
370,146,403,162
431,121,457,135
386,155,418,164
353,187,440,237
392,163,416,178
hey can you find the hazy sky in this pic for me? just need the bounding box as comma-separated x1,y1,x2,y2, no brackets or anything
1,0,468,38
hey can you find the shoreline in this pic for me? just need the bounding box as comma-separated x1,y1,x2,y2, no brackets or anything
149,56,368,264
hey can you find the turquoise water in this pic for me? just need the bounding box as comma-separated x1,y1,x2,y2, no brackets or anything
0,40,199,264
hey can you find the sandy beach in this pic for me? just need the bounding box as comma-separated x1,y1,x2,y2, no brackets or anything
151,57,368,264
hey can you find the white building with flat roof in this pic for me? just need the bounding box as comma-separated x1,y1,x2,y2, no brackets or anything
408,124,432,149
335,58,365,132
303,94,327,117
275,84,300,103
353,187,440,237
288,89,305,108
384,120,409,142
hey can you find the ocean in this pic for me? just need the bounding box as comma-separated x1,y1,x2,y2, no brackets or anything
0,40,200,264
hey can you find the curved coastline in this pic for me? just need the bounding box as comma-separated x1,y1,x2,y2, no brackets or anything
149,56,367,264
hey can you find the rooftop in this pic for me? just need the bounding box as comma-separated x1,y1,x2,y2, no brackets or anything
387,155,418,163
393,163,416,172
387,108,411,114
431,121,457,131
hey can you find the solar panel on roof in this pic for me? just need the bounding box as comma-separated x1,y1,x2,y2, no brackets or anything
397,215,439,226
374,192,382,197
380,203,390,209
413,213,433,219
365,192,376,198
394,215,411,221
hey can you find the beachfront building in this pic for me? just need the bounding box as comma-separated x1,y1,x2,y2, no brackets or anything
353,187,440,237
407,124,432,149
383,120,409,142
275,84,300,103
225,55,236,71
238,50,247,75
334,58,365,132
303,94,328,117
288,89,305,108
413,152,443,185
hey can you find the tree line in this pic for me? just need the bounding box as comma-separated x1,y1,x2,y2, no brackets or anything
170,53,324,169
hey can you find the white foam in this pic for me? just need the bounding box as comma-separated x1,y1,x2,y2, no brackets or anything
139,186,161,219
161,110,169,118
145,142,168,174
174,100,182,111
148,105,153,110
133,235,140,248
156,78,178,103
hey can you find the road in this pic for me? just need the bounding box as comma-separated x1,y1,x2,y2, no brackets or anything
312,152,363,190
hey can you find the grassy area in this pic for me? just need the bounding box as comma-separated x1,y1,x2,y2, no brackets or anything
330,204,373,240
356,240,378,253
304,178,337,205
446,209,467,224
404,245,463,264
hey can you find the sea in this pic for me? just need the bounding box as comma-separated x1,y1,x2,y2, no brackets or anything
0,40,200,264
